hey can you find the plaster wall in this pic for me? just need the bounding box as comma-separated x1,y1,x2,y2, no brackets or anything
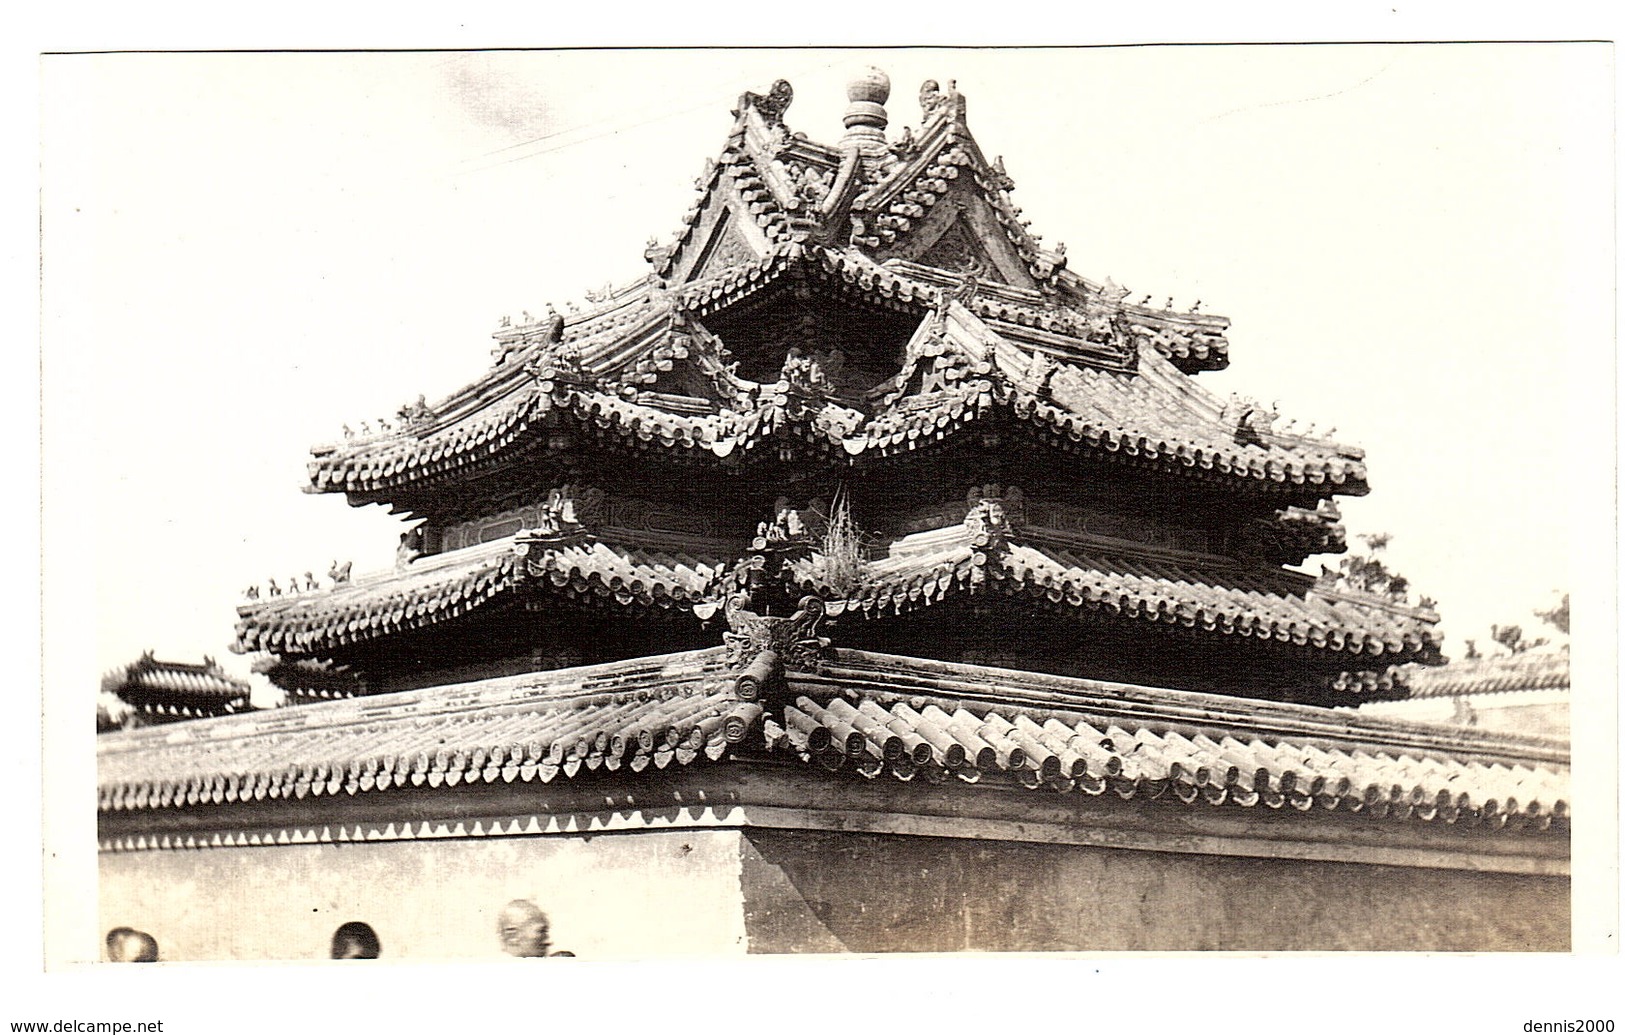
98,828,747,962
1359,690,1570,742
96,813,1569,959
739,829,1571,953
1465,701,1570,740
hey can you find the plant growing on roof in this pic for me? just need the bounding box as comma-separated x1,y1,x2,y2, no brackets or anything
815,487,869,597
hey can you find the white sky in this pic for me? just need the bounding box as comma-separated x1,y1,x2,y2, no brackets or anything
41,46,1610,683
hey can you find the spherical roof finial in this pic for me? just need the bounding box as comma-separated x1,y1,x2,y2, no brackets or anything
846,66,891,106
841,67,891,153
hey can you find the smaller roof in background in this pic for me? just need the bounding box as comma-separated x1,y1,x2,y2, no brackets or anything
1400,649,1570,700
100,651,252,728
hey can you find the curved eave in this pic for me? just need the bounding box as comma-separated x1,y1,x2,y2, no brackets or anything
306,246,1294,506
310,372,1368,510
802,530,1441,670
308,271,663,455
232,537,729,658
100,650,739,813
1054,269,1232,373
1400,651,1572,700
99,647,1566,834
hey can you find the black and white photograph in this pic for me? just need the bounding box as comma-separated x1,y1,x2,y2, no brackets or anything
27,30,1619,1032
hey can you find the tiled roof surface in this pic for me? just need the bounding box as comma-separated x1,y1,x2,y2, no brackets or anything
98,648,1568,834
852,117,1064,289
234,512,1435,668
1400,650,1571,700
235,541,520,655
656,104,808,282
812,525,1440,664
306,251,1361,501
525,538,728,608
99,651,738,810
234,537,730,656
699,84,1229,369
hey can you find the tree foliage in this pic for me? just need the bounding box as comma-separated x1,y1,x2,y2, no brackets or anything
1323,532,1415,604
1535,592,1570,636
1484,592,1568,656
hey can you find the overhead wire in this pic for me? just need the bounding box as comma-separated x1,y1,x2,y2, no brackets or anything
452,58,845,177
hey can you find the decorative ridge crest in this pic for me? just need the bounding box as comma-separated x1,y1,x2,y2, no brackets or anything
963,483,1025,550
733,79,794,127
918,78,967,125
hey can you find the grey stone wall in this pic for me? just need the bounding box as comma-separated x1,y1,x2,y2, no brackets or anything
739,829,1570,952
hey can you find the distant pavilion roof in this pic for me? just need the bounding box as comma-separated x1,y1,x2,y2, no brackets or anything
1399,649,1571,700
100,652,251,727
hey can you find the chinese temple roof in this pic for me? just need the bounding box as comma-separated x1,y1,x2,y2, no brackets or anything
99,652,252,728
1399,649,1570,700
235,521,1441,675
97,647,1569,842
308,247,1358,503
304,72,1366,508
810,523,1438,658
236,536,728,656
232,68,1438,714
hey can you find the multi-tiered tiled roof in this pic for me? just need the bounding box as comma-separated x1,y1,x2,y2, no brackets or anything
305,272,1357,498
233,69,1442,704
299,76,1367,505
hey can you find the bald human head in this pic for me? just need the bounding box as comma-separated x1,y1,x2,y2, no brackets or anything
105,927,158,962
497,899,550,958
331,921,381,959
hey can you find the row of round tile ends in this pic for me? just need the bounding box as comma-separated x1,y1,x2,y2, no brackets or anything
775,697,1566,830
100,698,767,811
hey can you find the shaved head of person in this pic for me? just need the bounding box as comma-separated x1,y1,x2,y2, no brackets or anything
330,921,381,959
105,927,159,962
497,899,550,958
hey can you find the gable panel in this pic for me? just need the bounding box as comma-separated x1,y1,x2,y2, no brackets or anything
686,208,761,283
888,193,1035,291
918,219,1007,283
